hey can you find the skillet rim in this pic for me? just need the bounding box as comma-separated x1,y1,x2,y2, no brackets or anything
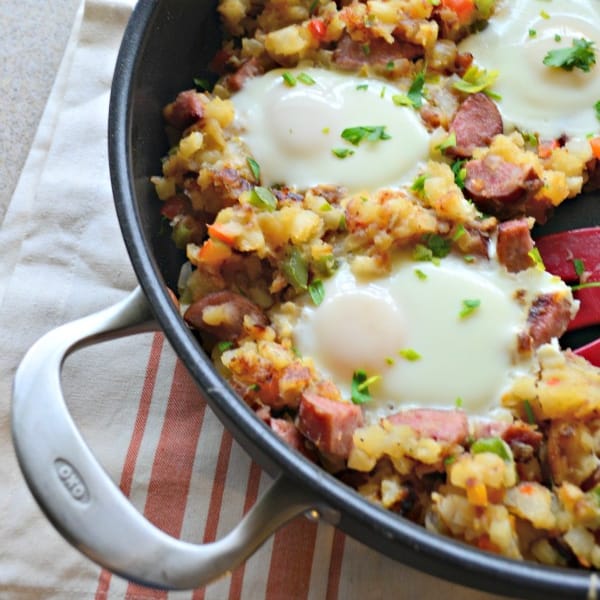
107,1,597,597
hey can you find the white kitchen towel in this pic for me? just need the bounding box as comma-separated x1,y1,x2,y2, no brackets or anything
0,1,502,598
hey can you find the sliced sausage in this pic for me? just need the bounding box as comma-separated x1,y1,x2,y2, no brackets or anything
163,90,204,130
297,392,364,458
464,155,543,219
496,218,535,273
184,291,268,341
227,57,264,92
449,93,503,158
520,293,574,351
387,408,468,445
333,34,423,71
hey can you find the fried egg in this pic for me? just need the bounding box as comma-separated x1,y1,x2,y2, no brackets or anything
232,67,430,192
459,0,600,139
293,253,573,420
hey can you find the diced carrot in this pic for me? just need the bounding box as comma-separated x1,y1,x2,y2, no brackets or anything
441,0,476,24
520,483,535,496
308,18,327,40
207,222,236,246
589,137,600,159
466,480,488,507
477,535,498,552
538,139,559,159
198,239,232,266
546,377,562,386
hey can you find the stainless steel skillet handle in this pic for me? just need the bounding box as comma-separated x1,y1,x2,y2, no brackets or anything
11,287,320,590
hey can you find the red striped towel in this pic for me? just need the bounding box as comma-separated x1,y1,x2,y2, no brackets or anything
0,1,503,598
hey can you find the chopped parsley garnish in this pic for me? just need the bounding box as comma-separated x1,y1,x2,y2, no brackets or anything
216,340,234,353
543,38,596,73
459,298,481,318
573,258,586,279
571,281,600,291
248,383,261,392
540,10,550,20
247,157,260,181
455,397,463,408
249,186,277,211
297,72,316,85
474,0,494,18
436,131,457,153
282,247,308,291
425,233,452,258
356,84,369,91
413,244,435,262
380,86,386,99
411,173,429,196
471,437,513,462
392,68,426,109
414,268,428,280
453,65,499,96
362,44,371,56
554,34,562,42
521,130,539,147
452,224,466,241
385,357,395,365
332,147,355,159
193,77,211,91
528,29,537,38
523,399,536,425
386,60,395,70
308,279,325,305
282,72,297,86
309,0,319,15
451,159,467,188
595,100,600,122
398,348,421,361
341,125,391,146
351,369,380,404
528,247,545,271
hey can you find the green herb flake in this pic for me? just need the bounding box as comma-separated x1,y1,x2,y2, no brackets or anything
413,243,434,262
319,201,332,212
571,281,600,291
362,44,371,56
471,437,513,462
407,68,426,108
452,223,466,241
297,72,316,85
385,356,395,366
341,125,391,146
249,186,277,211
309,0,319,14
351,369,380,404
322,127,330,134
528,247,546,271
282,72,297,86
216,340,234,353
463,254,476,263
436,131,457,153
414,268,428,280
459,298,481,319
247,157,261,182
308,279,325,305
455,397,463,408
332,147,355,159
380,86,386,99
540,10,550,19
356,84,369,91
411,173,429,196
193,77,211,91
543,38,597,73
453,65,499,95
595,100,600,122
282,247,309,291
451,159,467,188
523,399,536,425
248,383,261,392
528,29,537,38
425,233,451,258
443,455,456,466
554,34,562,42
573,258,586,279
398,348,421,361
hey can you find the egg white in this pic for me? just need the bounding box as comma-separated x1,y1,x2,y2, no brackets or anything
459,0,600,139
231,67,430,192
292,253,572,420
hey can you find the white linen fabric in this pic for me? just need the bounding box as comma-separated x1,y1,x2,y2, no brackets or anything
0,1,504,598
